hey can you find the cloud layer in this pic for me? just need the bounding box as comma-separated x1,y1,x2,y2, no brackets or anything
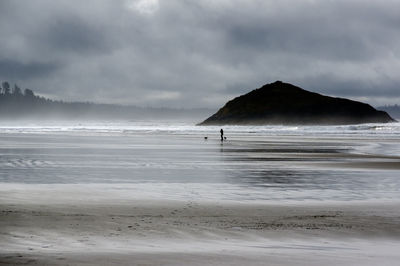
0,0,399,107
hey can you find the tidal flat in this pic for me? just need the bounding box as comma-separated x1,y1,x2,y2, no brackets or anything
1,122,400,265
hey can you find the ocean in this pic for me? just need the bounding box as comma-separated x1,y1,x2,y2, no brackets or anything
1,120,399,203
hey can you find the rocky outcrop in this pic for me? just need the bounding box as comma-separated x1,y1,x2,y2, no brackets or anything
199,81,395,125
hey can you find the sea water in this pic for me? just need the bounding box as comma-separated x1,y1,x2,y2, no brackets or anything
0,120,399,203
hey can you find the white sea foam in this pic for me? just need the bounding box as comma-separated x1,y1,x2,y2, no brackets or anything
0,120,399,137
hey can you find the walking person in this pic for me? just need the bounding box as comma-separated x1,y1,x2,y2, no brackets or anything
220,128,224,141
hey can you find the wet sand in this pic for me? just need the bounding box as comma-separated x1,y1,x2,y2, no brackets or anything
1,187,400,265
1,130,400,265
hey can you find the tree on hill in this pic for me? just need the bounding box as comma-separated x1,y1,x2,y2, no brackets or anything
24,88,35,98
12,84,22,96
1,82,10,95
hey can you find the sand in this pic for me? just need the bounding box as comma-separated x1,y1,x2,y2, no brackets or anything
1,130,400,265
1,185,400,265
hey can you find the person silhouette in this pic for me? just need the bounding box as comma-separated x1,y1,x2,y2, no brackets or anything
220,128,224,141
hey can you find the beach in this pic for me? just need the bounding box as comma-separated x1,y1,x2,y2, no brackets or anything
1,121,400,265
1,191,400,265
2,0,400,264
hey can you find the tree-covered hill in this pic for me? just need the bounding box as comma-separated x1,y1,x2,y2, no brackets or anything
200,81,395,125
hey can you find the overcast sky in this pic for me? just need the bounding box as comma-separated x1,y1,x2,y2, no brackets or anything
0,0,399,108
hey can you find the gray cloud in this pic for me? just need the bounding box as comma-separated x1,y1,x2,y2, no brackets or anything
0,59,60,80
0,0,399,107
41,16,112,54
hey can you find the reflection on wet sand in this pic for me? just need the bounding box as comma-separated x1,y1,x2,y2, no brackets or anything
1,130,400,265
219,137,400,201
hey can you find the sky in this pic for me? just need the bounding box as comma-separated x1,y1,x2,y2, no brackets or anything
0,0,399,108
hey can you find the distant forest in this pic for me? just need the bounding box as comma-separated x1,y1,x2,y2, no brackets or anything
0,81,211,120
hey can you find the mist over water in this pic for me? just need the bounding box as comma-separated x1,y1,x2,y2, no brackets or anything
1,120,400,203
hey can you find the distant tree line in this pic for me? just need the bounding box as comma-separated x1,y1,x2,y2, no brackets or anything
0,80,78,118
1,81,35,98
0,80,210,120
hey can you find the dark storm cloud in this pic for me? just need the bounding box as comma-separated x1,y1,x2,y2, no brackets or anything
42,16,112,54
0,0,399,107
0,59,60,80
223,2,400,62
